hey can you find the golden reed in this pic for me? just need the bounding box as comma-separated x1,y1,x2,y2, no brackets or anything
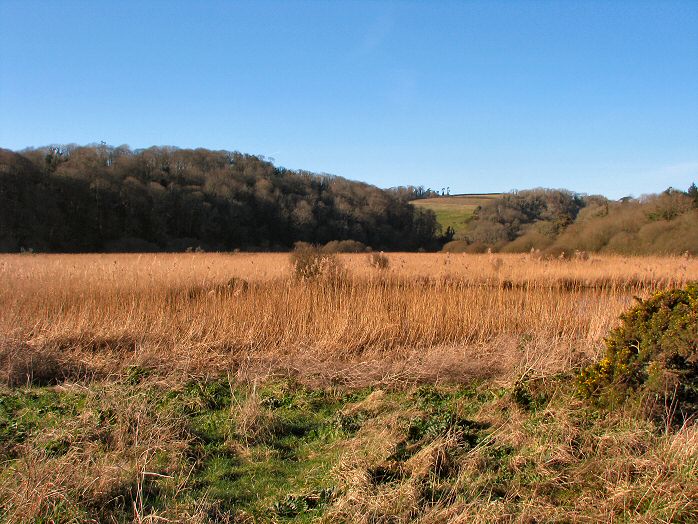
1,252,696,385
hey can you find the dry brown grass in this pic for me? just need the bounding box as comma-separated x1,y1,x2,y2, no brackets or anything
1,252,697,386
0,381,196,524
323,384,698,524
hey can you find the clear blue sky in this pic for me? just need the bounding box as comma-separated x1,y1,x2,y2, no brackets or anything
1,1,696,198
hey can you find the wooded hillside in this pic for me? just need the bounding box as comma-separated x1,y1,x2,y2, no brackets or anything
0,145,439,252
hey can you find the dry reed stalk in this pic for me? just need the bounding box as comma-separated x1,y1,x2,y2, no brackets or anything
1,253,696,386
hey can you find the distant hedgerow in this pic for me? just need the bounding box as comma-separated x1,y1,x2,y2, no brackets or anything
578,282,698,423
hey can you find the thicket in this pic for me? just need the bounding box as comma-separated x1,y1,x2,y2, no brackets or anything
553,189,698,255
460,186,698,255
578,283,698,423
320,239,369,253
0,145,439,252
289,242,345,281
466,188,586,248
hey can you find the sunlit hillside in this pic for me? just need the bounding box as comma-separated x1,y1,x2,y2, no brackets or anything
410,194,503,237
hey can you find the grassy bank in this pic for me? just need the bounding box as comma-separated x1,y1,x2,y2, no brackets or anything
1,374,696,523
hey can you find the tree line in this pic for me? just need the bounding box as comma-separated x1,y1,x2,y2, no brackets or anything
0,144,440,252
386,186,445,200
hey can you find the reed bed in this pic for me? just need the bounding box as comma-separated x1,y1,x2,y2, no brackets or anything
2,252,697,523
1,252,696,385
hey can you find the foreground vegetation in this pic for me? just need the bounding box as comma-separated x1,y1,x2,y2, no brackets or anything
3,374,696,523
1,252,696,522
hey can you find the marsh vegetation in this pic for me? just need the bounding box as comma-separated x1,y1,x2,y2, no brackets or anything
1,252,696,522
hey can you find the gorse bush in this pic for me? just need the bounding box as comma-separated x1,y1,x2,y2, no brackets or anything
578,282,698,423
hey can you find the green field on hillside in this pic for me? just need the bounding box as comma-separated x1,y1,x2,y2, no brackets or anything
410,194,502,237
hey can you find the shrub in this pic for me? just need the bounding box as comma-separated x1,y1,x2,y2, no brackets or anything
321,240,368,253
290,242,345,280
578,283,698,423
441,240,469,253
501,230,554,253
367,252,390,271
465,241,489,254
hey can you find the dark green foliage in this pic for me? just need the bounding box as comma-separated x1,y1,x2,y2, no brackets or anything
0,146,439,252
438,225,456,244
178,377,233,412
406,410,481,445
333,410,367,434
512,375,551,412
578,283,698,422
399,386,485,453
512,380,536,410
689,182,698,209
124,365,152,385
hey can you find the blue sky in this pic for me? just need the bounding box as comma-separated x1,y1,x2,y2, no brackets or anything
1,1,696,198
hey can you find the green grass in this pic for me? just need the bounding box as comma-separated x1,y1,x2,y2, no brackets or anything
1,374,696,523
0,387,86,456
410,194,503,237
179,380,365,520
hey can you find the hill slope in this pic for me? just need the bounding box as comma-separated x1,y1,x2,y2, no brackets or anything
0,145,440,252
410,194,503,237
432,188,698,255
